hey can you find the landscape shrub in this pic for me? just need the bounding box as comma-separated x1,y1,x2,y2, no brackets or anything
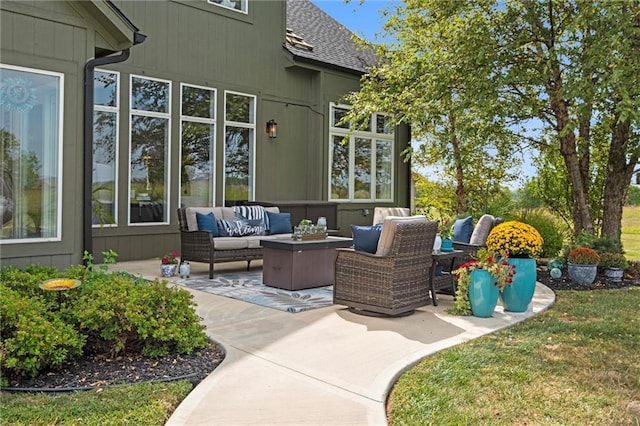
515,209,567,258
0,285,85,380
0,261,209,380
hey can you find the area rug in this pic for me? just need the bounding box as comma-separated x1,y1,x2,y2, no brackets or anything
174,271,334,313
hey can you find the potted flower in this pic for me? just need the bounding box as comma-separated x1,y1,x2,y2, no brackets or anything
450,249,515,317
160,251,179,277
485,221,543,312
598,252,628,282
566,247,600,285
438,217,454,252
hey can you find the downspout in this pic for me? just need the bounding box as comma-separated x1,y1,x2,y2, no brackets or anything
83,34,145,262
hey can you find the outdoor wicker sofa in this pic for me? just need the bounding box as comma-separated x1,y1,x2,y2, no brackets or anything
334,216,438,316
177,206,292,278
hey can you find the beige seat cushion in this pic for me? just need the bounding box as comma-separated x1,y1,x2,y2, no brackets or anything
469,214,496,246
213,237,249,250
376,215,427,256
373,207,411,225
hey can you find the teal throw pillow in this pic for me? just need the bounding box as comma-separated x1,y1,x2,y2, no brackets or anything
196,212,219,237
453,216,474,243
351,224,383,254
266,211,292,234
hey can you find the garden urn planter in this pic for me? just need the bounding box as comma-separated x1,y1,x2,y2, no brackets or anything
160,264,177,277
468,269,499,318
500,257,536,312
567,263,597,285
603,267,624,283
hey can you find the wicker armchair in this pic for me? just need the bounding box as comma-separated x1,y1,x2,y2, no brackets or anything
452,214,503,267
334,218,438,317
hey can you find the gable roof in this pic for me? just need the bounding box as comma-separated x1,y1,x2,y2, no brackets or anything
285,0,377,74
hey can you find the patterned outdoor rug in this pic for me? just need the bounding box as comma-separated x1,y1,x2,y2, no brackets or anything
174,270,334,313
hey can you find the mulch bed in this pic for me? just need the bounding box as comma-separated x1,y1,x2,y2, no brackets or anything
4,266,639,392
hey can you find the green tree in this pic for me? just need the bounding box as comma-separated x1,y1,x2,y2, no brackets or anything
346,0,640,240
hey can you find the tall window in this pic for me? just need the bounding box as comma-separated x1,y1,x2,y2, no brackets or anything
207,0,248,14
329,103,394,202
93,69,119,226
129,75,171,224
180,84,216,207
223,91,255,206
0,65,63,241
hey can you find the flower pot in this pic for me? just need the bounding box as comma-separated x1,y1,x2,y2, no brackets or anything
567,263,597,285
468,269,499,318
603,267,624,282
179,262,191,278
160,264,177,277
500,257,536,313
441,238,454,252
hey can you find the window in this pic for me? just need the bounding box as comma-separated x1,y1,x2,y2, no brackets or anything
223,91,255,206
180,84,216,207
329,103,394,202
207,0,248,14
129,75,171,224
93,69,119,226
0,65,63,242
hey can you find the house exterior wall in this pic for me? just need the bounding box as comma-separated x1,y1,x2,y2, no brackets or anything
1,0,411,266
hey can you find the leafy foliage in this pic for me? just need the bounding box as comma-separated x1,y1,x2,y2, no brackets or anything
515,210,569,258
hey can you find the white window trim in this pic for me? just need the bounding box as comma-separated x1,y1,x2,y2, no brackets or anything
179,82,217,207
207,0,248,14
128,74,172,226
0,64,64,244
328,102,394,203
92,68,120,228
223,90,256,204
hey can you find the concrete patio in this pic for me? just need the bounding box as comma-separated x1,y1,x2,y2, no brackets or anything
110,259,556,425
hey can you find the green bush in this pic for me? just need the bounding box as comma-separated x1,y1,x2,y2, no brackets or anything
0,262,209,380
0,285,85,380
515,209,567,258
573,232,624,254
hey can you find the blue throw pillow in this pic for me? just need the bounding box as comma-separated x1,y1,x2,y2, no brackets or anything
453,216,474,243
351,224,383,254
266,211,292,235
196,212,219,237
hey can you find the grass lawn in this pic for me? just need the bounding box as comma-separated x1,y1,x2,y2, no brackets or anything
387,288,640,425
622,205,640,261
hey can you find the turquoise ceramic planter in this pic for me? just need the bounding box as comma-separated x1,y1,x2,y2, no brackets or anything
468,269,499,318
500,257,536,312
441,238,454,252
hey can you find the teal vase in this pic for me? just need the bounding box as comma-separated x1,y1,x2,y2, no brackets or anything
468,269,499,318
441,239,454,252
500,257,536,312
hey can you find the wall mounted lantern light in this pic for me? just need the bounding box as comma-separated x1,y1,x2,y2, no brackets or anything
266,119,278,138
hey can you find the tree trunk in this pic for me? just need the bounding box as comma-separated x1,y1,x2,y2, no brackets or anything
602,119,637,240
448,110,466,214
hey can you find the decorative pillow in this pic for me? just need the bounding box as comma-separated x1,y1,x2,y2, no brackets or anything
196,212,219,237
233,205,269,231
453,216,474,243
469,214,495,246
266,211,292,235
217,219,265,237
376,215,428,256
351,224,383,254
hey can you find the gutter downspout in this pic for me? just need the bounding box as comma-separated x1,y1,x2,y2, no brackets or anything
83,35,145,262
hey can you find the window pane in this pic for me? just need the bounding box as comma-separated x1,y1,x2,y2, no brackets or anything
181,122,214,207
330,135,349,199
224,126,251,205
182,86,215,119
130,116,168,223
354,138,371,199
93,111,117,225
208,0,247,13
131,77,169,113
332,106,349,129
226,93,253,123
94,71,117,107
376,115,392,134
376,140,392,199
1,67,61,240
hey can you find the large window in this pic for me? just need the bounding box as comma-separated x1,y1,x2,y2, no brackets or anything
223,91,255,206
207,0,248,14
0,65,63,241
93,69,119,226
129,75,171,224
329,103,394,202
180,84,216,207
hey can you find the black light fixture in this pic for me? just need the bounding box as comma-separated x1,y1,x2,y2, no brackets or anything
266,119,277,138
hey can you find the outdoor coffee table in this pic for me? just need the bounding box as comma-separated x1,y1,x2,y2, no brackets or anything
429,249,465,306
260,237,353,290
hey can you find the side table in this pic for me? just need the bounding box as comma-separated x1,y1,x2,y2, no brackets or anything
429,250,465,306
